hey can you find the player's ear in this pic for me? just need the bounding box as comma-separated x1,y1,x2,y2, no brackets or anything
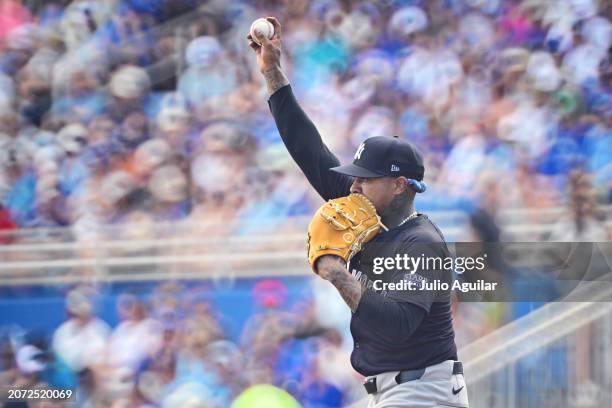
393,177,409,194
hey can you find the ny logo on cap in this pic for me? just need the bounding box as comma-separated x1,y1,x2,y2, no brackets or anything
354,142,365,160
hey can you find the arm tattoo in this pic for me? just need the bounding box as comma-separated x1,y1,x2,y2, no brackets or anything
327,265,366,313
262,67,289,96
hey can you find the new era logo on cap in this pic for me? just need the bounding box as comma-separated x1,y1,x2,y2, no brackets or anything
330,136,425,180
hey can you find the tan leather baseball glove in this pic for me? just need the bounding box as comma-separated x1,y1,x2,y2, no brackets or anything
307,193,388,272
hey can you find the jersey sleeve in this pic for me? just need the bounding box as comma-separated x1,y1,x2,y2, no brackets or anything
268,85,352,201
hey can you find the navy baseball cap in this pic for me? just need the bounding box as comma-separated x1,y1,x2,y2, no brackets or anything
331,136,425,181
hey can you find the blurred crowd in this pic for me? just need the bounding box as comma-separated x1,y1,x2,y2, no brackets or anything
1,282,362,407
0,0,609,243
0,1,610,406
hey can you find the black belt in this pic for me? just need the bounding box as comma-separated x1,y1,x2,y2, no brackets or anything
364,361,463,395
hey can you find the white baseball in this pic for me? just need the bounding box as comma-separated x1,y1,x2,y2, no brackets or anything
250,18,274,45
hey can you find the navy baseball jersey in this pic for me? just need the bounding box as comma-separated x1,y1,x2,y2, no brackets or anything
269,85,457,376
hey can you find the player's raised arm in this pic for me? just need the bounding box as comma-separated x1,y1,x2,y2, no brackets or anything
247,17,352,200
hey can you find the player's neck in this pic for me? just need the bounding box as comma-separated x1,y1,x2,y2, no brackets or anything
383,204,417,229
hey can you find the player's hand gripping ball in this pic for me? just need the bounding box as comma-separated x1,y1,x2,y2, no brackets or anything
250,18,275,45
307,193,387,273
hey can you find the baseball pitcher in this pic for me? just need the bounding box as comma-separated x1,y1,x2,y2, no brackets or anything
248,17,469,408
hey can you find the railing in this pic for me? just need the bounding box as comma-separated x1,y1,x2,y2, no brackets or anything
461,274,612,408
1,206,610,286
